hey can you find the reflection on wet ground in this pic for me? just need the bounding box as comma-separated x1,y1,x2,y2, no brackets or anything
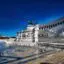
0,46,36,64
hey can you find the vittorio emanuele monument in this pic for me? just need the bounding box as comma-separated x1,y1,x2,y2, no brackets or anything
16,17,64,49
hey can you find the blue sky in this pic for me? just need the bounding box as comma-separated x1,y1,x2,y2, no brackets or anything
0,0,64,36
